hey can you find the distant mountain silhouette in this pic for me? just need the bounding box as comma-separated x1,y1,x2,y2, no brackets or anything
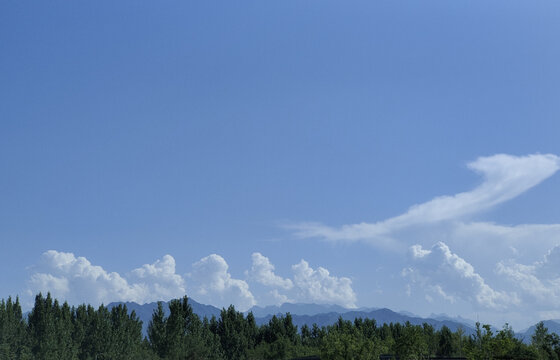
253,308,477,336
247,303,357,317
107,298,221,335
518,320,560,343
429,313,477,328
107,300,476,337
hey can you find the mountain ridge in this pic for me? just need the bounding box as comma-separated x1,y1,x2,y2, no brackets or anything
106,299,558,342
107,300,477,337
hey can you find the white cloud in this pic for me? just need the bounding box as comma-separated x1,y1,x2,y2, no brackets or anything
405,242,518,310
28,273,69,296
28,251,185,306
249,252,293,290
129,254,186,301
290,154,560,248
292,259,357,308
496,262,555,304
281,153,560,327
536,246,560,279
497,245,560,307
28,250,356,311
189,254,255,311
269,289,290,306
246,253,356,309
442,222,560,275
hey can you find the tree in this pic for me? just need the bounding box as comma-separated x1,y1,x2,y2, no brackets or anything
436,325,454,357
394,322,427,360
108,304,143,359
148,302,167,358
532,321,559,360
0,296,29,359
216,305,250,360
28,293,59,360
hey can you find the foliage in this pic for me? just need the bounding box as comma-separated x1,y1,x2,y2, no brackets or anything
0,294,557,359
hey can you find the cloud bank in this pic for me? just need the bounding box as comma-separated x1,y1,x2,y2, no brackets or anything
28,251,357,311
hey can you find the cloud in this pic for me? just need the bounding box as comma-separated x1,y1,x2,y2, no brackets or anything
289,154,560,248
536,245,560,279
497,245,560,307
129,254,186,301
189,254,256,311
405,242,518,310
28,251,185,306
246,254,356,308
438,222,560,275
27,250,356,311
268,289,291,306
249,252,293,290
292,259,357,308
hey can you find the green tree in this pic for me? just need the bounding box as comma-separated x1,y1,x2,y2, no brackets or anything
148,302,167,358
436,325,454,357
394,322,427,360
532,321,559,360
28,293,59,360
0,297,29,359
216,305,250,360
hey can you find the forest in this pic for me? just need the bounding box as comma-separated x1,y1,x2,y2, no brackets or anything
1,293,559,360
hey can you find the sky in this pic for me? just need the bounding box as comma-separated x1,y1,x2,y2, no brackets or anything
1,1,560,331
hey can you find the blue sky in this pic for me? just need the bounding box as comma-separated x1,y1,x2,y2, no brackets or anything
2,1,560,330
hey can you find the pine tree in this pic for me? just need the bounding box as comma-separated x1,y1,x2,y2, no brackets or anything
28,293,58,360
148,301,168,358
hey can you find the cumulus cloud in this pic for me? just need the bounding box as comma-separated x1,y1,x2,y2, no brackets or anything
28,251,185,306
249,253,293,290
246,254,356,308
129,255,186,301
189,254,255,311
289,154,560,248
405,242,518,310
292,260,357,308
28,250,357,311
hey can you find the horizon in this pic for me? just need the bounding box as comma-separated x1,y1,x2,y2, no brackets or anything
2,1,560,332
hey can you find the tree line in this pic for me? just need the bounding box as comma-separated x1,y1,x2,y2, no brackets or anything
1,293,560,359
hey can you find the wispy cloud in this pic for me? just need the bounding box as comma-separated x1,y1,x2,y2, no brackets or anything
289,154,560,249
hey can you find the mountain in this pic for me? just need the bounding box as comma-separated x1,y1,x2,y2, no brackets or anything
248,303,354,317
518,320,560,343
109,300,476,337
253,308,476,335
429,313,477,329
107,298,222,335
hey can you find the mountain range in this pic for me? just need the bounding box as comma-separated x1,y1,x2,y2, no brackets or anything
107,300,480,337
106,299,560,342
